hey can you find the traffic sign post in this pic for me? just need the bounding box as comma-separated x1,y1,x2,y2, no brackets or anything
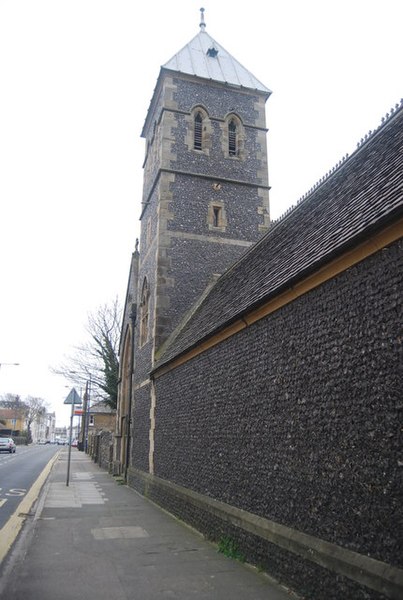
64,388,82,486
64,388,82,405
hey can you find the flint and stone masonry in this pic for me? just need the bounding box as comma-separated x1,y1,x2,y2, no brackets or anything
116,18,403,600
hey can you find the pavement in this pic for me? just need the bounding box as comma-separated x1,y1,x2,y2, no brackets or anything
0,449,297,600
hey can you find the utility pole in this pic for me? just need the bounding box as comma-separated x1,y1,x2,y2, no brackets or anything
124,304,136,482
79,382,88,452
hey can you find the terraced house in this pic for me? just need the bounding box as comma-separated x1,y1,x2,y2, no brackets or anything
113,11,403,600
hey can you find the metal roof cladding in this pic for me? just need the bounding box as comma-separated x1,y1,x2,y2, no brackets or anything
162,7,271,94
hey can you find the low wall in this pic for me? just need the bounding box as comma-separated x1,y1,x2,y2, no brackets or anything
90,431,113,472
128,468,403,600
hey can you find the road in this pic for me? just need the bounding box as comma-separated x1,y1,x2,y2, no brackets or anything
0,444,60,528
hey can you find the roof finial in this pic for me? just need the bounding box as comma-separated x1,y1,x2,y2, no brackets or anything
199,7,206,31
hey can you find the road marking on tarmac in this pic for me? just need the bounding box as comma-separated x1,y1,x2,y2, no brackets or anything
0,451,60,564
0,489,27,508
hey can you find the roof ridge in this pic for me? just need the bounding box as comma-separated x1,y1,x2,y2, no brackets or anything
355,98,403,150
271,98,403,227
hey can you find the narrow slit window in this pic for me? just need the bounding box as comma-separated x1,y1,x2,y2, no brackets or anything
146,218,152,246
213,206,221,227
194,112,203,150
228,119,237,156
139,278,150,347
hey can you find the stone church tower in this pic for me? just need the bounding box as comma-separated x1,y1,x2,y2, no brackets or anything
116,10,271,474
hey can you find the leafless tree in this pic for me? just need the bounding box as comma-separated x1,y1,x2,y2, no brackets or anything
24,396,48,441
0,393,23,409
52,298,121,409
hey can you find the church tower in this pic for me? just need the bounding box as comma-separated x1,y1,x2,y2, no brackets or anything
115,9,272,477
137,9,271,370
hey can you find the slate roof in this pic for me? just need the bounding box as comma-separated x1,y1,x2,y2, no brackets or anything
154,102,403,372
0,408,23,419
89,401,115,415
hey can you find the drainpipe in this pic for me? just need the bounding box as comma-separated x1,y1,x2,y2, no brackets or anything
124,303,136,482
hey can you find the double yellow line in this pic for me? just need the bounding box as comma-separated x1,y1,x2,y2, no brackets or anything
0,451,60,564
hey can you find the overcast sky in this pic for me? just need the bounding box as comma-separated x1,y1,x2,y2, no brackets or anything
0,0,401,426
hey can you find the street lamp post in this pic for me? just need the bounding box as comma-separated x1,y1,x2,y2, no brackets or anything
0,362,20,370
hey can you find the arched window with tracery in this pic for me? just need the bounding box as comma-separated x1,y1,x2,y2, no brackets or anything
139,278,150,347
194,112,203,150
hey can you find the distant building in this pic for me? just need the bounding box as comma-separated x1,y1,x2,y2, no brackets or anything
88,401,115,435
54,426,68,444
86,400,115,469
31,411,56,444
0,407,26,437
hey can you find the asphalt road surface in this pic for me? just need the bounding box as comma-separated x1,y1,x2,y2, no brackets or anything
0,444,59,528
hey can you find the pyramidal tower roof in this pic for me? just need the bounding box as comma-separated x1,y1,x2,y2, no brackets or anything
162,8,271,94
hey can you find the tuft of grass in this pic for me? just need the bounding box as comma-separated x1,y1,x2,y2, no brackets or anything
217,536,245,562
114,476,126,485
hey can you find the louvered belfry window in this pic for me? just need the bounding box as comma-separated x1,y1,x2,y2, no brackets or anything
194,112,203,150
228,119,237,156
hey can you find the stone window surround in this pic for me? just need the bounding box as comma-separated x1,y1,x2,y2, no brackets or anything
186,105,212,156
208,200,227,232
222,113,245,160
186,107,246,161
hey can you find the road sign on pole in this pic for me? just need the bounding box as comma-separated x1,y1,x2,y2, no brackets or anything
64,387,82,486
64,388,82,405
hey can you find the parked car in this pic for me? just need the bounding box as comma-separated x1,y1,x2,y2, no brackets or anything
0,437,16,453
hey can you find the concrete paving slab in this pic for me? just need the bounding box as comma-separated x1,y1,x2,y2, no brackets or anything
91,525,150,540
0,449,298,600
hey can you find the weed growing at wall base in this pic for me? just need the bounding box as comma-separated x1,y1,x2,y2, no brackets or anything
217,536,245,562
113,476,126,485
